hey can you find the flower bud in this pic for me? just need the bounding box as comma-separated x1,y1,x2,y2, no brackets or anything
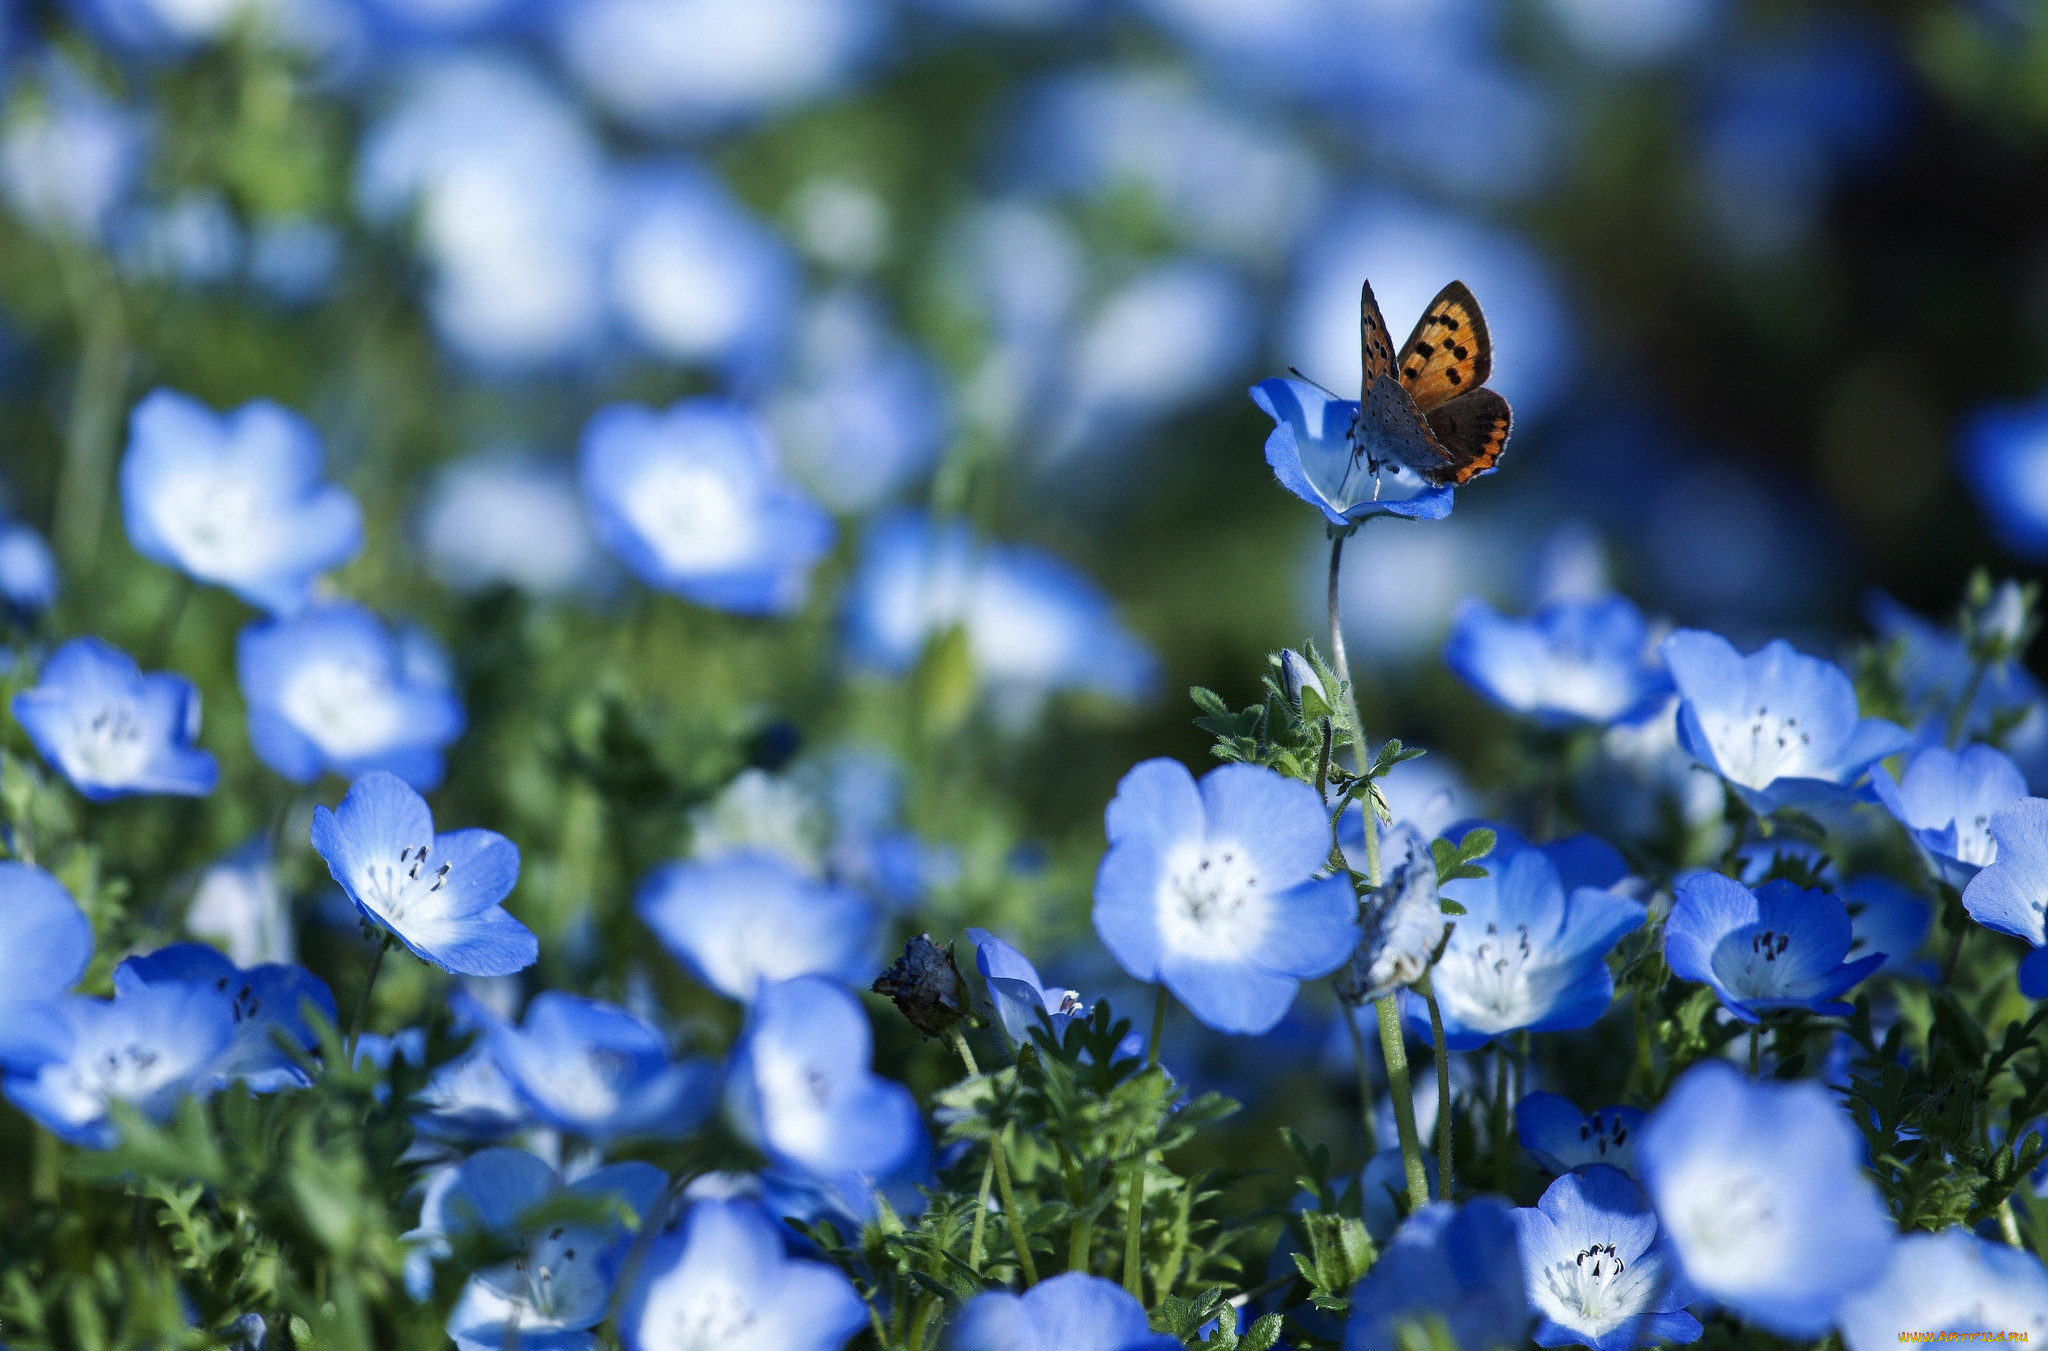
1963,575,2038,666
1279,648,1326,713
872,933,967,1037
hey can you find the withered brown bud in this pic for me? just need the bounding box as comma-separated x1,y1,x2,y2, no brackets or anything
872,933,967,1037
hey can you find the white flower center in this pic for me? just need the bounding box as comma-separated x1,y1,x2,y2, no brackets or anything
653,1282,761,1351
280,660,402,757
1532,650,1637,721
156,469,279,580
1536,1238,1651,1336
1578,1110,1632,1165
69,698,152,783
533,1046,635,1122
624,462,758,574
1452,920,1535,1020
754,1043,838,1163
1156,839,1270,953
508,1224,606,1323
1955,810,1999,867
1710,924,1805,1001
1710,702,1820,789
1668,1169,1782,1287
357,843,452,925
74,1040,176,1105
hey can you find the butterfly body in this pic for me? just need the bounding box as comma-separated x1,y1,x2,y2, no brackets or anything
1347,279,1512,492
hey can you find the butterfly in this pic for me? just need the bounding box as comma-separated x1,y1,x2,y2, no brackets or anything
1349,278,1512,493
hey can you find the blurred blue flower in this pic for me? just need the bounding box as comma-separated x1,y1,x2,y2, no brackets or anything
418,452,606,599
617,1196,867,1351
1636,1061,1894,1336
1517,1093,1644,1177
0,57,150,241
950,1272,1181,1350
113,190,242,285
636,852,877,1002
1403,844,1645,1051
911,0,1102,30
1537,0,1722,65
492,992,716,1142
3,979,235,1147
1961,391,2048,562
0,863,93,1070
0,518,59,620
553,0,883,134
354,0,536,44
725,975,924,1211
121,388,362,614
13,637,217,799
844,510,1157,706
1513,1166,1700,1351
1444,596,1672,729
1250,377,1453,526
113,943,335,1094
1662,628,1909,815
580,398,834,616
771,289,946,512
1343,1198,1530,1351
311,770,536,978
412,991,530,1145
1960,799,2048,996
1865,590,2048,791
1835,1228,2048,1351
238,602,466,789
1842,874,1931,977
1094,759,1356,1035
603,162,798,386
247,215,341,307
62,0,256,54
1664,874,1883,1022
1871,744,2029,887
969,928,1087,1047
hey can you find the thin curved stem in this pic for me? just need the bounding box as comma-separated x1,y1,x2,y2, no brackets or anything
1146,985,1168,1071
1122,1165,1146,1299
1416,972,1453,1199
344,935,392,1066
991,1132,1038,1286
1375,995,1429,1211
1343,1001,1379,1157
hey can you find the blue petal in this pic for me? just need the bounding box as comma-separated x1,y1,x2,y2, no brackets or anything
1158,951,1298,1035
1197,763,1331,889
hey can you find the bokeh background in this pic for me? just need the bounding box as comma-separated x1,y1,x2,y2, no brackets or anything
0,0,2044,1200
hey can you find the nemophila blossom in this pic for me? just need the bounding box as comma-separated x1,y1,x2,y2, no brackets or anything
311,771,537,978
120,389,362,615
617,1196,867,1351
418,452,607,600
1342,1199,1530,1351
970,927,1085,1045
1251,376,1453,526
1842,874,1931,976
635,852,877,1001
949,1272,1182,1351
0,56,149,242
1664,874,1883,1022
1517,1093,1644,1177
1871,743,2030,887
1636,1061,1894,1337
187,839,295,967
1093,759,1358,1035
725,975,923,1209
1661,628,1909,815
12,637,217,799
1444,596,1671,729
1834,1227,2048,1351
114,943,335,1093
0,863,93,1069
1866,590,2048,789
1960,798,2048,996
0,519,59,621
1403,844,1645,1051
1334,825,1444,1006
413,993,530,1145
579,399,834,616
239,603,466,789
1960,391,2048,562
492,993,716,1142
1513,1166,1700,1351
3,980,235,1147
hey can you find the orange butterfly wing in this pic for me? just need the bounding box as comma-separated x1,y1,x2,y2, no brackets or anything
1359,279,1397,396
1395,281,1493,415
1422,388,1511,485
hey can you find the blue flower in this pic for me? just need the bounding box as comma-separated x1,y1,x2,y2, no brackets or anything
1517,1092,1645,1177
1871,744,2030,887
635,852,877,1002
1960,799,2048,996
238,602,466,789
579,399,834,617
3,980,235,1147
1835,1227,2048,1351
412,992,530,1145
112,943,336,1094
1093,759,1358,1035
949,1272,1182,1351
12,637,218,800
1250,377,1454,527
311,771,537,978
618,1196,868,1351
1444,596,1671,729
1664,874,1884,1022
1635,1061,1894,1337
119,389,362,615
187,839,295,967
725,976,924,1211
1842,874,1932,976
1514,1166,1700,1351
0,56,150,242
1960,390,2048,562
1402,844,1645,1051
969,928,1085,1046
1661,628,1909,814
1865,590,2048,790
418,452,608,600
491,993,716,1142
0,519,59,621
1343,1198,1530,1351
0,863,94,1070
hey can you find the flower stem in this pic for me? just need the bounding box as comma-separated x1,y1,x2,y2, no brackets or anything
1121,1164,1146,1300
1949,658,1988,749
344,934,392,1065
1146,985,1167,1071
970,1150,996,1272
1748,1024,1761,1078
1415,971,1453,1199
1326,530,1382,885
1493,1045,1513,1193
1343,1001,1379,1157
1374,995,1429,1211
990,1130,1038,1286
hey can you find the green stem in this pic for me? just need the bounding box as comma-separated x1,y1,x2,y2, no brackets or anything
907,1294,939,1351
1343,1000,1380,1157
51,246,130,591
1121,1164,1146,1300
1416,972,1453,1199
146,574,193,669
1748,1024,1761,1078
345,935,392,1065
1327,531,1383,887
970,1149,996,1272
1493,1046,1513,1193
1374,995,1429,1211
1146,985,1167,1071
991,1131,1038,1286
1949,659,1988,749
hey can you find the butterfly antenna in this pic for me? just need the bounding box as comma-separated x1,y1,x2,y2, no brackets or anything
1289,366,1341,399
